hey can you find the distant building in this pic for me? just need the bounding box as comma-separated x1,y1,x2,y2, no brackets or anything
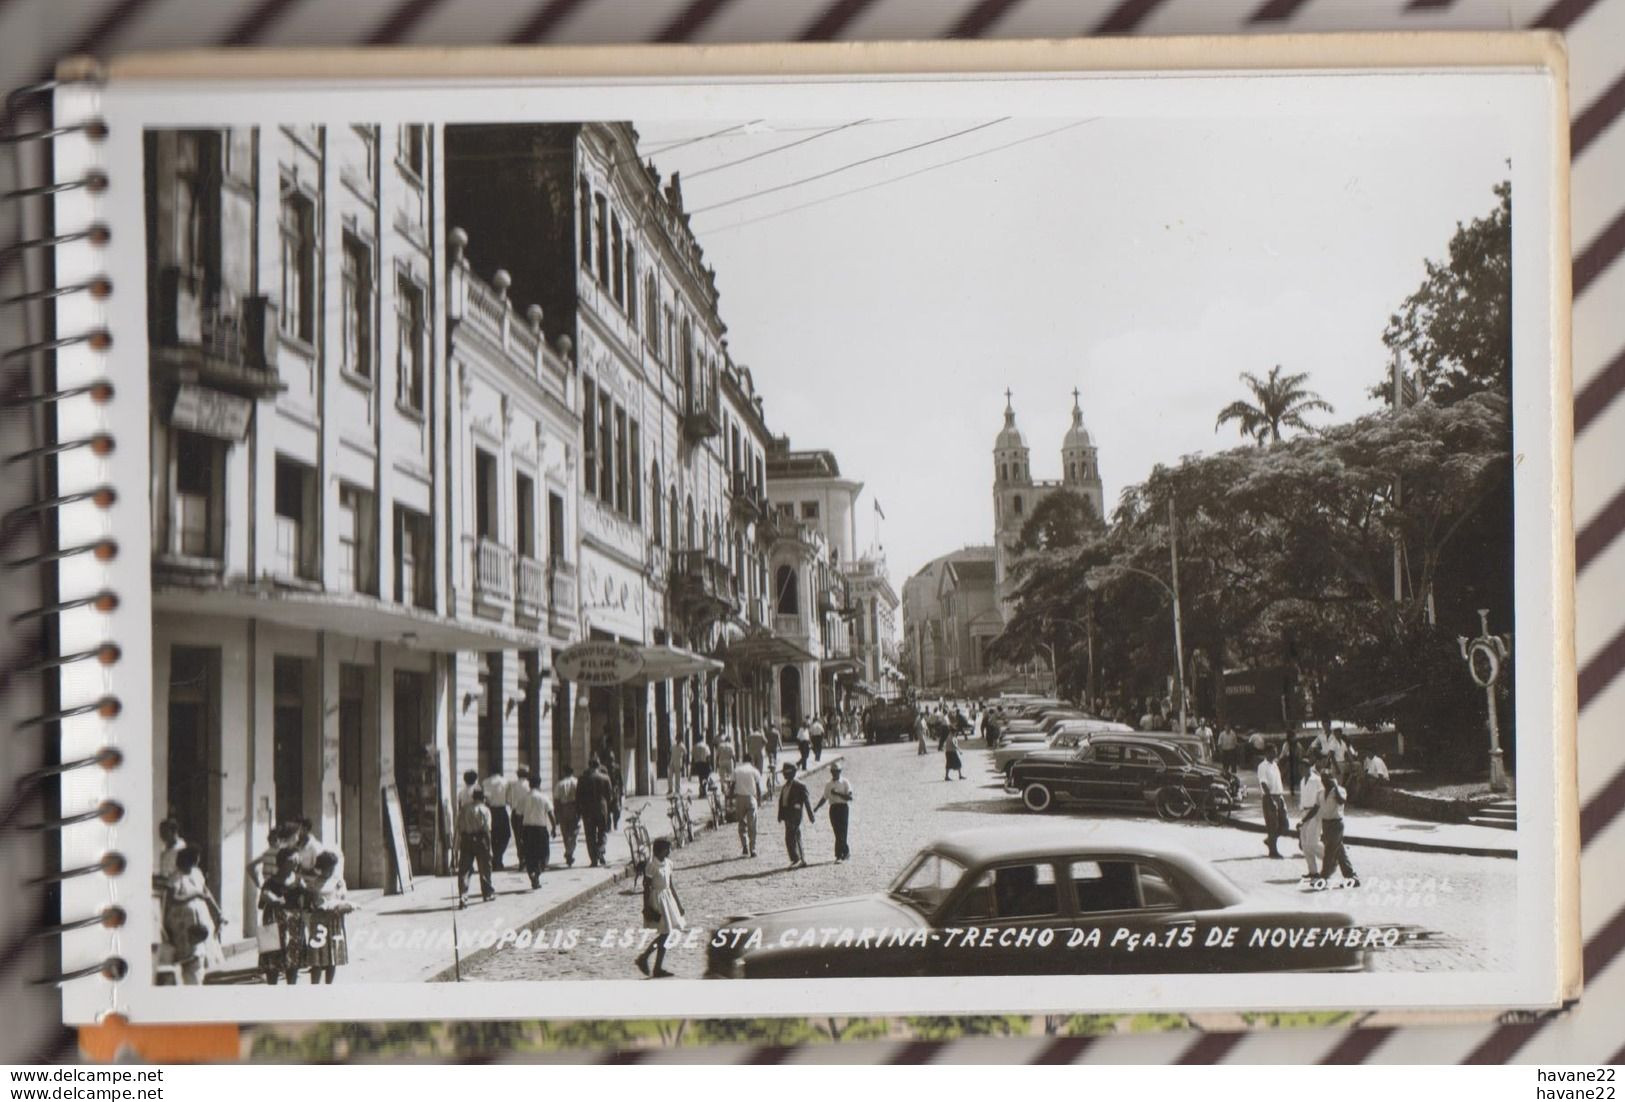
845,554,903,700
901,546,994,691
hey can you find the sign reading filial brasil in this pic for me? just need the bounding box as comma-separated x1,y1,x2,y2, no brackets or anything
554,641,644,686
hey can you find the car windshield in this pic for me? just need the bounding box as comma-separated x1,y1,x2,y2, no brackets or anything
888,850,969,914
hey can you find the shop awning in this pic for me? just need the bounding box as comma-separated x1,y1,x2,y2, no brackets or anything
719,630,816,668
154,580,544,653
628,644,722,684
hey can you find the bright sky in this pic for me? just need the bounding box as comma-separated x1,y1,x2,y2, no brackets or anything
634,113,1510,592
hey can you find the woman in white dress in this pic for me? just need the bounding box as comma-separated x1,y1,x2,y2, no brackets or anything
634,837,685,978
164,847,225,984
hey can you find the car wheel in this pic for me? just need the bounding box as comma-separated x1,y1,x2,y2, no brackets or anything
1155,785,1195,820
1022,782,1053,812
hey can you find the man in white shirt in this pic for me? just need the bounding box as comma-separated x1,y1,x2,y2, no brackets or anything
1256,744,1287,859
482,770,511,871
1247,730,1267,766
516,775,556,889
508,765,530,870
1296,764,1325,880
1217,726,1240,773
730,758,765,858
813,762,854,862
1364,752,1390,781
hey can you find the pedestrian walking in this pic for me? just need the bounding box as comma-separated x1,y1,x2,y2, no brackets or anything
517,774,557,888
605,749,624,830
716,736,735,780
765,725,782,792
809,715,825,761
455,770,479,813
746,727,766,774
509,765,530,868
162,846,226,985
634,838,685,978
1217,727,1240,774
813,762,854,862
553,765,581,867
482,769,512,871
1297,760,1326,880
690,738,710,790
1256,744,1287,858
944,731,966,780
1246,730,1267,768
730,757,764,857
455,787,495,904
576,758,613,868
1310,764,1359,888
795,722,812,770
914,713,929,756
777,763,816,868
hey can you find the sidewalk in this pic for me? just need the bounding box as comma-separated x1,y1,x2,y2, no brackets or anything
217,751,846,984
1229,797,1516,858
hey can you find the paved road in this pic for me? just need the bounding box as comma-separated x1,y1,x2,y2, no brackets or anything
465,740,1513,981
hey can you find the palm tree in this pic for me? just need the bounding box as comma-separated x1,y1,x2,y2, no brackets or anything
1214,364,1334,444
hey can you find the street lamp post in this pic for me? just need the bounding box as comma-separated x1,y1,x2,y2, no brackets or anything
1089,559,1187,734
1458,608,1511,794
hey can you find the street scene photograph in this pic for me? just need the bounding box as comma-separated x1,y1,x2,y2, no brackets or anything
140,102,1522,995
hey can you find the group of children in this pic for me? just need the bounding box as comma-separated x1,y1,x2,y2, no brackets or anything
248,821,354,984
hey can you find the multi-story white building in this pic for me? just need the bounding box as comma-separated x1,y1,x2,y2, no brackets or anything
845,554,903,700
443,232,581,805
764,440,861,721
145,124,531,935
443,123,776,794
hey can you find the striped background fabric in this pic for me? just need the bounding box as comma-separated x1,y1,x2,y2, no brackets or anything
0,0,1619,1066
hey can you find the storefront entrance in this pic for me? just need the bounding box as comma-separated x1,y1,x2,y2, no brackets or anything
167,645,221,890
392,669,439,875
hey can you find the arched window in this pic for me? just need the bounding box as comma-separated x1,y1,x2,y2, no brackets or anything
685,495,696,550
1014,495,1024,516
703,512,711,557
775,564,799,615
650,462,663,545
669,488,679,554
577,175,592,270
999,463,1007,482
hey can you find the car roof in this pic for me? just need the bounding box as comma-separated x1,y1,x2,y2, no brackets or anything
922,825,1246,905
1052,719,1135,733
927,823,1204,867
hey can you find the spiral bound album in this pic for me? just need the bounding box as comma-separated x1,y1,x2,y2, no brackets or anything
13,33,1579,1028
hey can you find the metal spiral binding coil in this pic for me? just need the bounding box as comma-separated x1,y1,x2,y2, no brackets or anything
1,75,126,993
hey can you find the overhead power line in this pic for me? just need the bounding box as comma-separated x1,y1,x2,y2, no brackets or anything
641,119,766,156
684,119,880,180
686,117,1009,216
696,118,1097,236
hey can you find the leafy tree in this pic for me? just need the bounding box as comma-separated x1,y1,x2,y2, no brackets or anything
1214,364,1334,444
1011,488,1103,557
1381,181,1511,405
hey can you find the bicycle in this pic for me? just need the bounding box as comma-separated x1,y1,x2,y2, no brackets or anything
705,771,728,830
667,789,695,847
624,807,652,887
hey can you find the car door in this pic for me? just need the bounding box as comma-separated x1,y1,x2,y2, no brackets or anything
1061,857,1199,974
934,859,1072,976
1115,743,1167,807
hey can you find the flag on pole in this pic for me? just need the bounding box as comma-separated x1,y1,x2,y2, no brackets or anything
874,499,885,520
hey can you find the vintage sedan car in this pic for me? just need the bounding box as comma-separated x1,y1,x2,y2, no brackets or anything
1009,734,1239,818
705,825,1370,979
992,721,1136,776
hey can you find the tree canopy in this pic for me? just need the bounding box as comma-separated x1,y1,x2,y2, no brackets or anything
1214,364,1334,444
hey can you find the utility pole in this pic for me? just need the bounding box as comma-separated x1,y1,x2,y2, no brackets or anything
1169,496,1188,735
1392,351,1405,603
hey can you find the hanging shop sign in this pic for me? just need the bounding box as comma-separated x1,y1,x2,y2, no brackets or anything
171,383,253,440
555,640,645,686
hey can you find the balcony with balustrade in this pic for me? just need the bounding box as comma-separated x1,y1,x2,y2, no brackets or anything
680,388,722,445
472,536,514,616
671,548,737,622
548,559,578,636
515,554,547,623
153,268,284,398
729,470,767,524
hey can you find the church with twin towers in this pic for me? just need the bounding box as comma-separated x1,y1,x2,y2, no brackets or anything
992,389,1105,621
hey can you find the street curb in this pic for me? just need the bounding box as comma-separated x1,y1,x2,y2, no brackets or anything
431,751,847,982
1226,815,1516,859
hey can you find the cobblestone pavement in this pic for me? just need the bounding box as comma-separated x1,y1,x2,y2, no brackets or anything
464,739,1513,981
